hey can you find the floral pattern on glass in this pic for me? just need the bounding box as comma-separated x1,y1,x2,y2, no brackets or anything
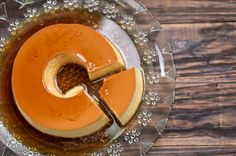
118,15,135,31
124,129,141,144
43,0,58,13
102,3,119,19
106,142,123,156
7,20,21,34
83,0,100,12
0,37,6,51
138,111,152,126
146,71,159,84
142,48,158,65
91,152,103,156
63,0,79,9
133,31,149,46
144,91,160,106
24,8,38,21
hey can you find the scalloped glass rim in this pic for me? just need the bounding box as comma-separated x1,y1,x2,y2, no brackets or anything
0,0,176,155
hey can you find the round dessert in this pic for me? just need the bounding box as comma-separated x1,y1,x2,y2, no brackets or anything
11,24,144,138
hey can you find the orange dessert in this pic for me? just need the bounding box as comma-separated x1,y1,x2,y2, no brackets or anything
11,24,124,138
11,23,144,138
99,68,144,126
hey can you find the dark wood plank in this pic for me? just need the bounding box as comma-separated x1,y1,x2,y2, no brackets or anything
165,22,236,83
149,146,236,156
142,0,236,24
149,21,236,154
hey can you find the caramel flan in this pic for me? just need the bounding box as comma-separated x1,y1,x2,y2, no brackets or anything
11,24,124,138
12,23,144,138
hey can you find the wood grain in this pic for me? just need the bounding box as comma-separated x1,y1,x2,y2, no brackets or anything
150,146,236,156
142,0,236,24
141,0,236,154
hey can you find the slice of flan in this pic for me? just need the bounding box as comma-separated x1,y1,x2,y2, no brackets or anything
99,68,144,126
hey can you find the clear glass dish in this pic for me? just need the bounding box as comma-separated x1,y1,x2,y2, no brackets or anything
0,0,176,155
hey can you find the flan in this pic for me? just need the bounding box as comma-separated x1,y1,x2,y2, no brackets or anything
99,68,144,126
11,23,144,138
11,24,124,138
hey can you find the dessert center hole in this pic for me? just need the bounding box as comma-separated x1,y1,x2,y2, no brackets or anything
56,63,89,94
43,54,103,98
56,63,104,97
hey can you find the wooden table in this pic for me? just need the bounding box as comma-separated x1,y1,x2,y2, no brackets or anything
142,0,236,155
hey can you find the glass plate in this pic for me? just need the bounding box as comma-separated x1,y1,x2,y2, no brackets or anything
0,0,176,155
